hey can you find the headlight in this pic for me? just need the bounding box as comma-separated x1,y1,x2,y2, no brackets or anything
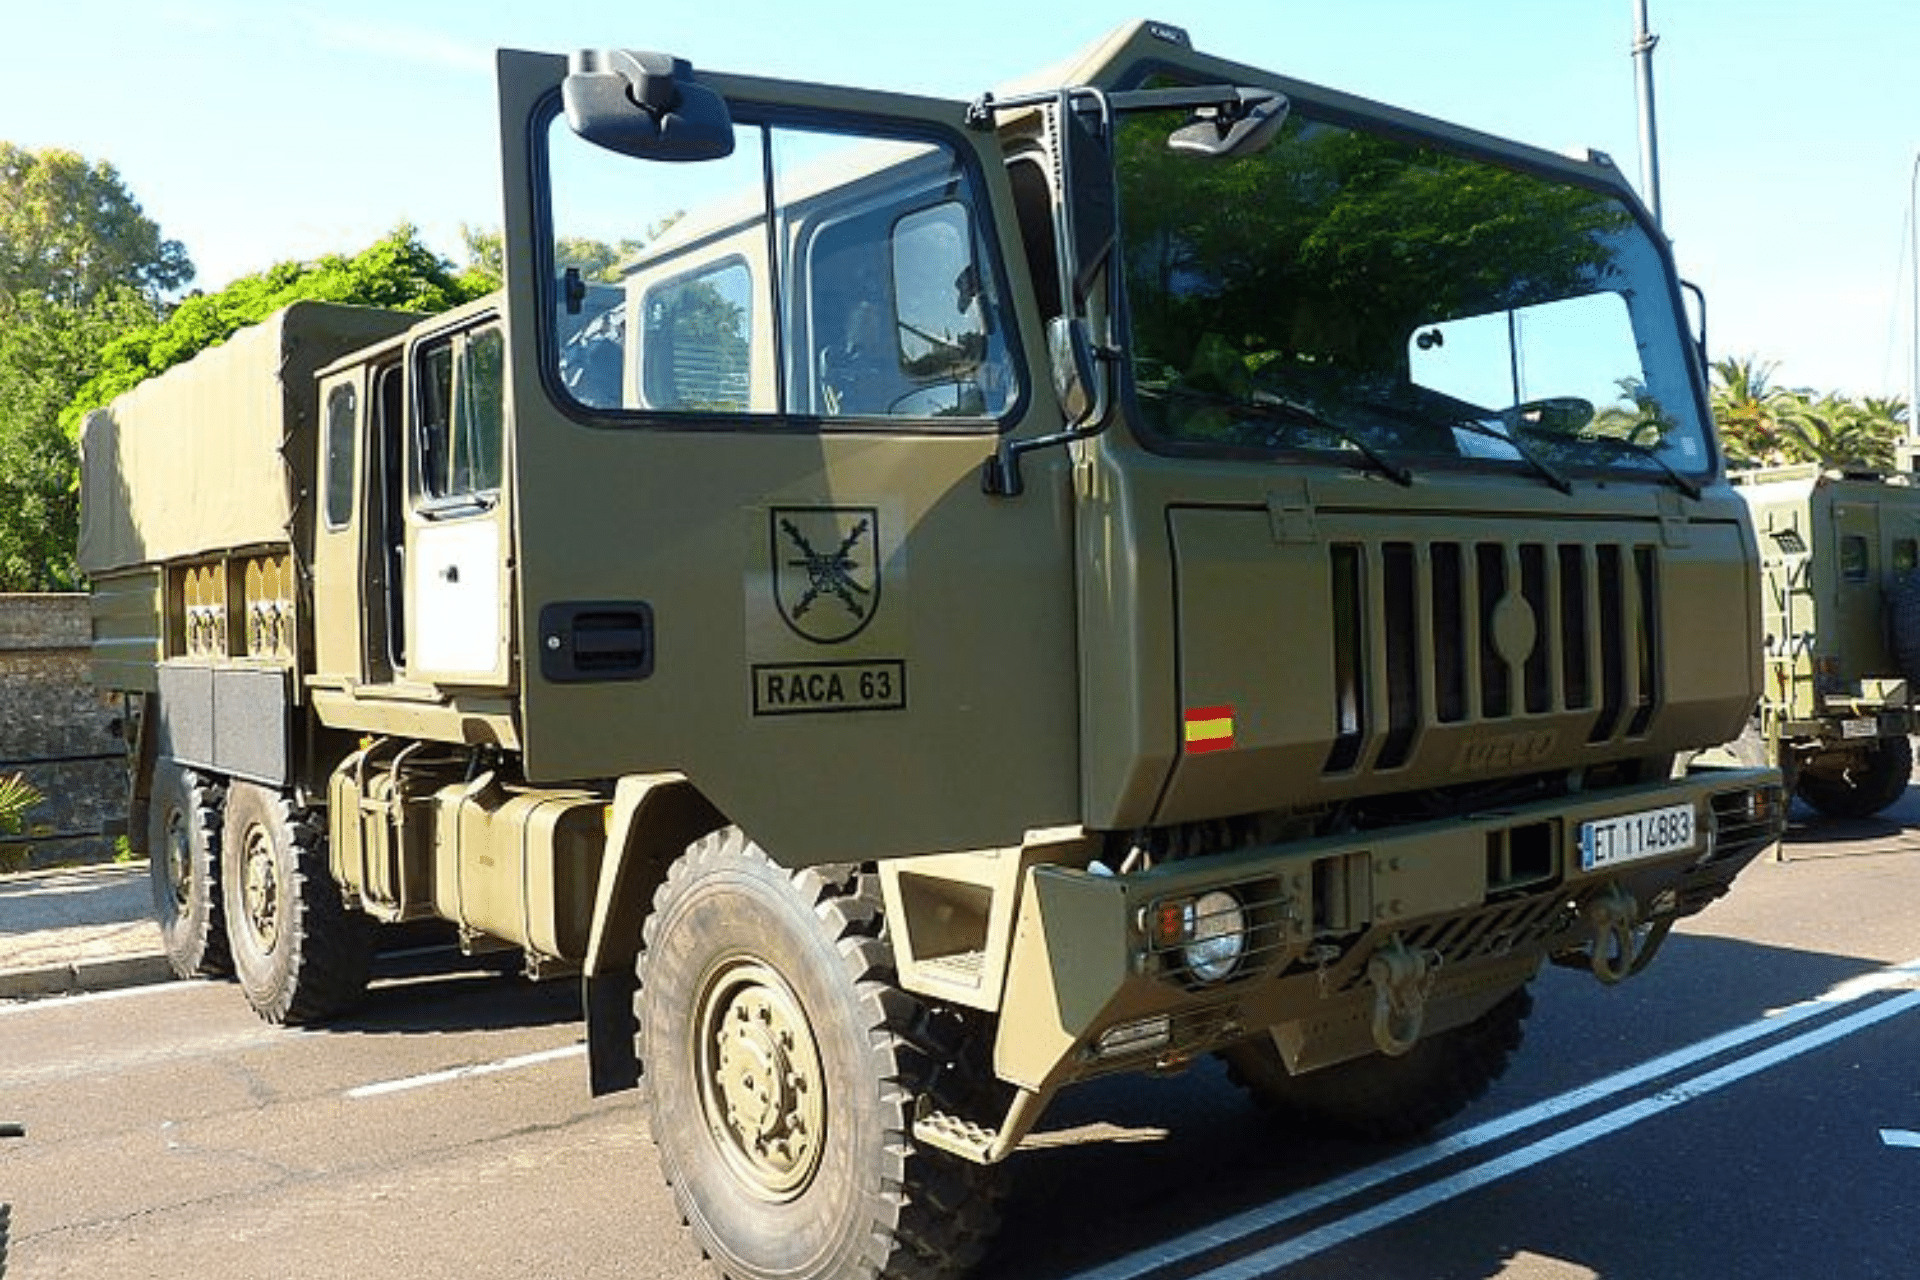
1181,889,1248,982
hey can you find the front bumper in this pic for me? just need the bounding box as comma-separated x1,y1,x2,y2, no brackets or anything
933,765,1781,1163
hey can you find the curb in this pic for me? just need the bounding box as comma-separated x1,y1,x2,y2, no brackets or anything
0,953,176,1002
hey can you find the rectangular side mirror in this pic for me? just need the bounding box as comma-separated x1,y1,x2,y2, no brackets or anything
563,50,734,162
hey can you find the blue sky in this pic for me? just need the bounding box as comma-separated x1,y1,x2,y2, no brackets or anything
4,0,1915,399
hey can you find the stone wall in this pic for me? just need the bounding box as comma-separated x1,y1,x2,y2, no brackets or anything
0,595,124,868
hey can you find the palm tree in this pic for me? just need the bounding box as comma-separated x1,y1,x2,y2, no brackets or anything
0,773,38,835
1710,355,1800,467
1710,358,1903,472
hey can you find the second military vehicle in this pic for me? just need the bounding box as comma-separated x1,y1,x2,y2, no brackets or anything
1735,465,1920,817
81,21,1783,1280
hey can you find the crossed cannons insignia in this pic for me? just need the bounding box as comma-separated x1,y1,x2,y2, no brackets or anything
770,506,882,644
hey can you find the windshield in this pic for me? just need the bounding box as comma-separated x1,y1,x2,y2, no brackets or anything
1116,108,1711,483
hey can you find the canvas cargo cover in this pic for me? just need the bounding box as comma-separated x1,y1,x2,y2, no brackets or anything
79,301,414,574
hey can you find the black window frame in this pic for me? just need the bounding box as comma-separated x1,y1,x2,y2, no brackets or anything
532,92,1030,438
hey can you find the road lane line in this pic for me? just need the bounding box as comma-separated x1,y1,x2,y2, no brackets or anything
0,978,194,1016
1070,953,1920,1280
1191,987,1920,1277
1881,1129,1920,1149
346,1043,586,1099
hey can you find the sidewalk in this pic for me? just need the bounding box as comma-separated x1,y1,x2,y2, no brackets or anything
0,862,172,999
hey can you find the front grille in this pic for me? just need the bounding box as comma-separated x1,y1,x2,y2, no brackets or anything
1326,539,1662,773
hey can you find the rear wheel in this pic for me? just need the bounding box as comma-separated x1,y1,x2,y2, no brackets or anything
1796,734,1913,819
147,759,230,979
636,828,1002,1280
221,781,374,1024
1221,984,1533,1142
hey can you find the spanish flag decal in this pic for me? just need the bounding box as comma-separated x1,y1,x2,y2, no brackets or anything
1184,705,1235,754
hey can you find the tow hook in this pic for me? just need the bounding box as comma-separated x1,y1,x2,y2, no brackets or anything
1583,885,1673,985
1367,937,1440,1056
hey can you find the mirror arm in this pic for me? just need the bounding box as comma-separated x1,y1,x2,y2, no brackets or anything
984,332,1114,498
982,399,1111,497
1681,278,1709,369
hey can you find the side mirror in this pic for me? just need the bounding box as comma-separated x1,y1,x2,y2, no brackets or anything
563,50,734,162
983,317,1105,498
1049,316,1097,423
1168,91,1288,159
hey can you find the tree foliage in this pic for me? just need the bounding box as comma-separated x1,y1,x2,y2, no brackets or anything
1710,355,1908,472
0,144,192,313
0,143,192,589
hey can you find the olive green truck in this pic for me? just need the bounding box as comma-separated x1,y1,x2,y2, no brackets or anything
1734,465,1920,817
81,22,1784,1280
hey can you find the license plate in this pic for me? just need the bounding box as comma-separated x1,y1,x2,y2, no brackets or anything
1579,803,1696,871
1841,716,1879,740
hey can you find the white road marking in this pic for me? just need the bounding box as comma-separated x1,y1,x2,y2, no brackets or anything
1189,988,1920,1277
346,1043,586,1099
1881,1129,1920,1149
1072,954,1920,1280
0,978,193,1016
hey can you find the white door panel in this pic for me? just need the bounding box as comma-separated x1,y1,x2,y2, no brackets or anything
412,519,502,676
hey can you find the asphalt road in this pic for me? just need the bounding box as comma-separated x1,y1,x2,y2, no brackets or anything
2,799,1916,1280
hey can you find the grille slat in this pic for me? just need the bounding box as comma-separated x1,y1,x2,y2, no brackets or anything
1330,538,1663,774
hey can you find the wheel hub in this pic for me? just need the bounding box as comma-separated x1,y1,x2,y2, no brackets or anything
697,960,825,1200
240,824,279,949
162,807,192,911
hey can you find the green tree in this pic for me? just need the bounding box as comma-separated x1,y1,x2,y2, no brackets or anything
0,144,190,589
0,144,192,312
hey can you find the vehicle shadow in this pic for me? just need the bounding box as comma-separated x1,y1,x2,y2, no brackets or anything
1778,785,1920,857
320,943,582,1036
982,931,1911,1280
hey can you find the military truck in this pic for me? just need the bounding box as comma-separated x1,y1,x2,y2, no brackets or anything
1733,465,1920,817
81,21,1784,1280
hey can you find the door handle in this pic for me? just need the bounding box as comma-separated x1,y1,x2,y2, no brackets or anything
538,601,655,682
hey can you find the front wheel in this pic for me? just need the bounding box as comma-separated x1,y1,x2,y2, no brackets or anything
637,829,1002,1280
221,781,374,1024
1796,734,1913,819
1220,984,1533,1142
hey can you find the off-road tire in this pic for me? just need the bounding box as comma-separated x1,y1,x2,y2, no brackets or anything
1796,734,1913,819
1220,984,1534,1142
147,759,230,979
221,781,374,1025
636,827,1003,1280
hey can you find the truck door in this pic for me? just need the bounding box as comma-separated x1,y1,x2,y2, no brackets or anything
404,317,512,686
491,53,1080,861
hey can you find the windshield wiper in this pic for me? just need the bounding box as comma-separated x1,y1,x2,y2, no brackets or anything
1524,429,1703,500
1448,417,1574,496
1152,386,1414,486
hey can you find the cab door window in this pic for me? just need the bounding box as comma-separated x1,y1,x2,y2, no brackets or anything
545,113,1021,428
414,323,505,506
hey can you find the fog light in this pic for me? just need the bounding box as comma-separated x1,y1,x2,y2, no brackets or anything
1181,889,1248,982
